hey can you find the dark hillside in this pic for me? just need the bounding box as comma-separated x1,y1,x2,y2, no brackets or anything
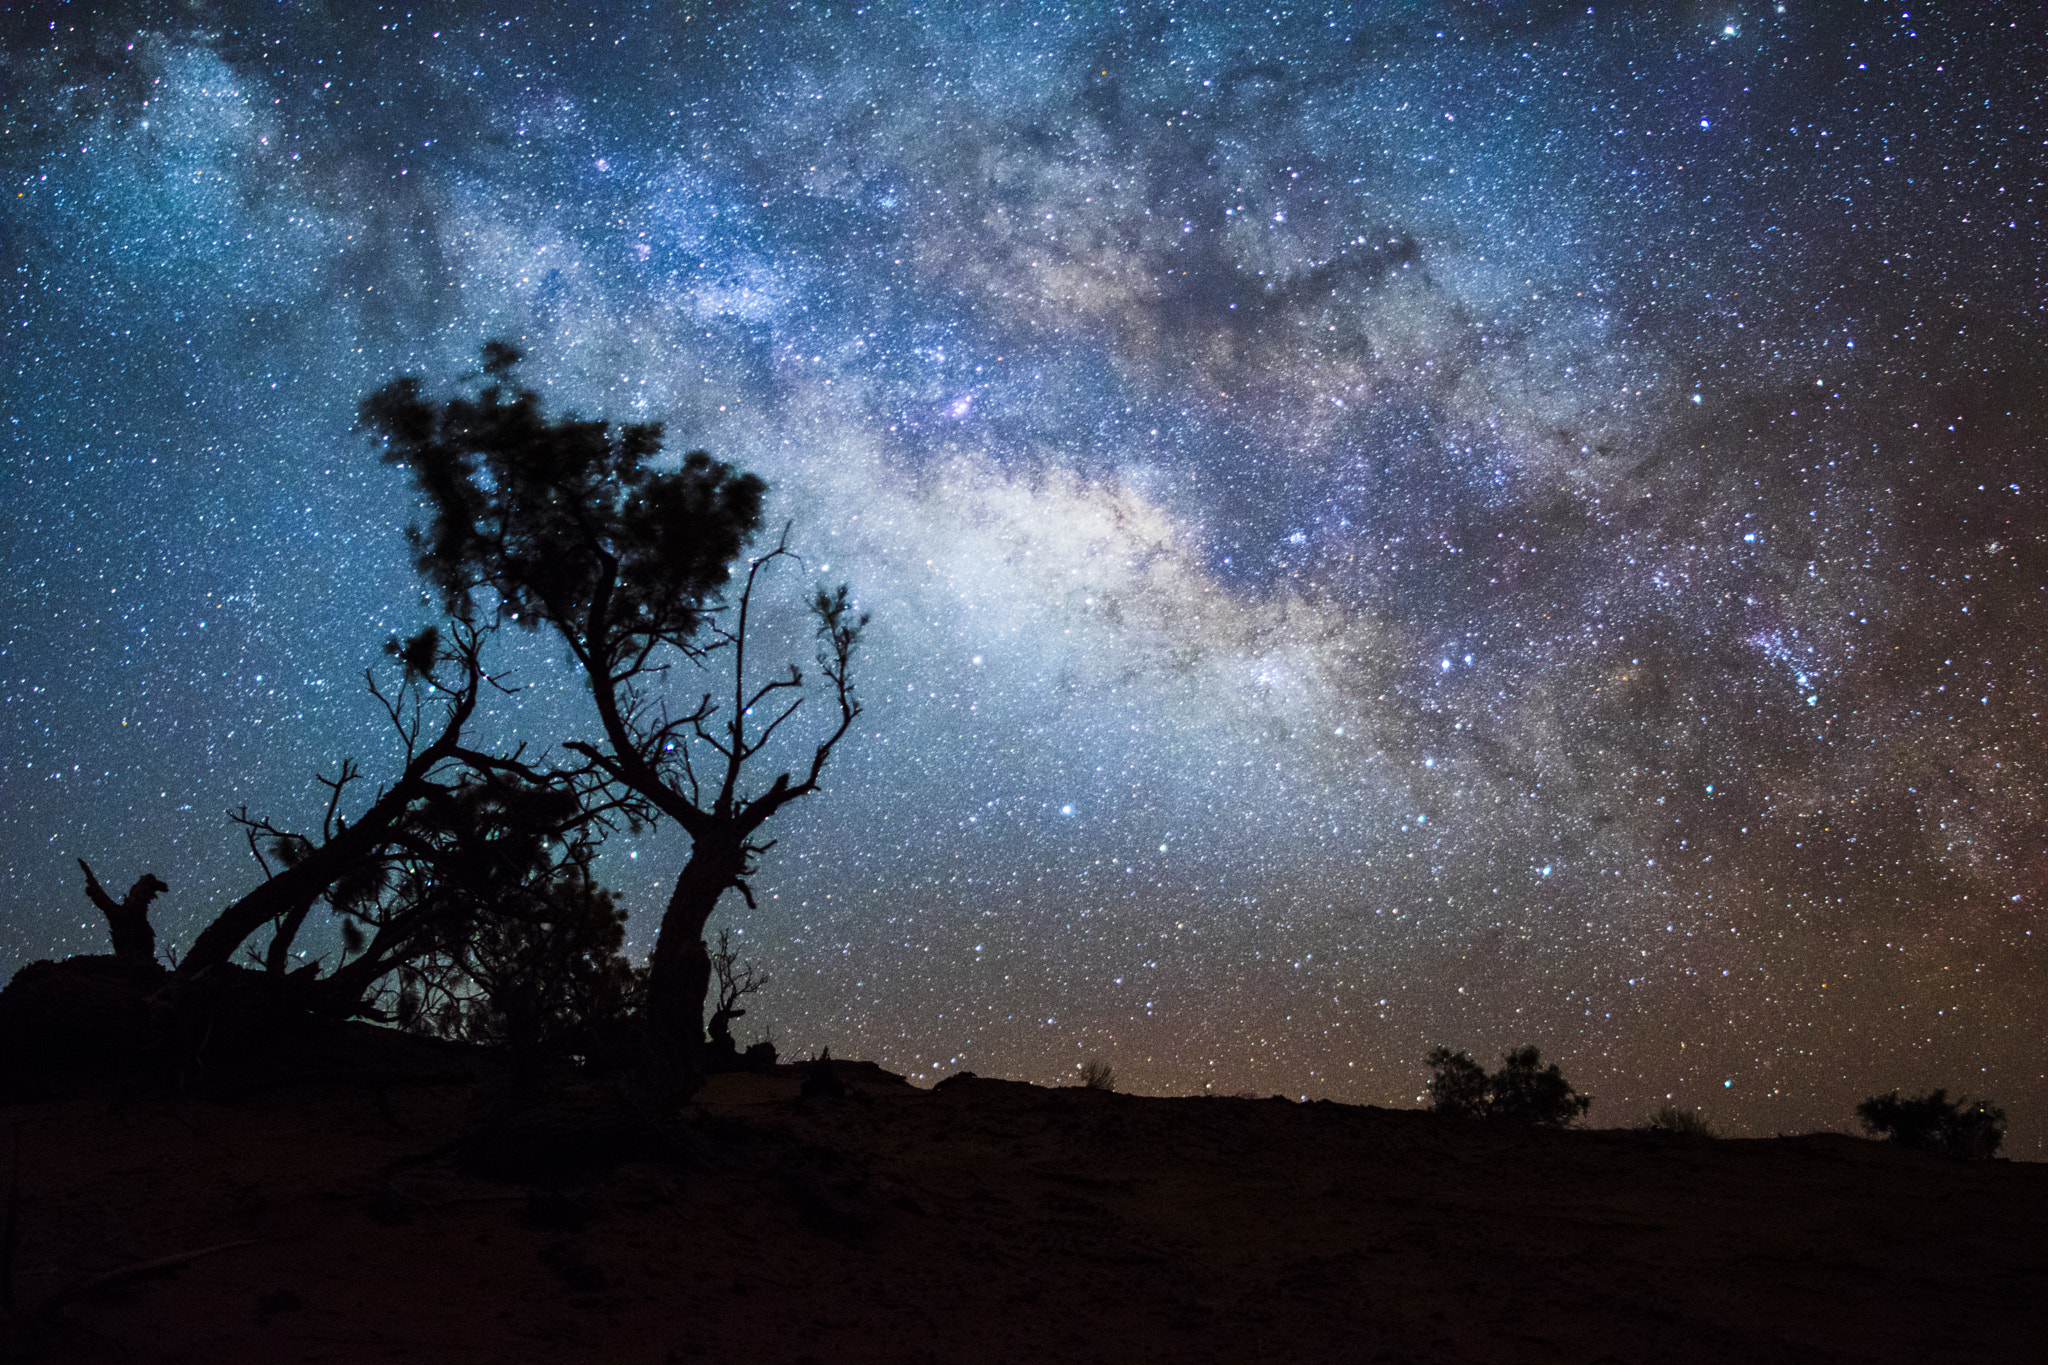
2,1036,2040,1363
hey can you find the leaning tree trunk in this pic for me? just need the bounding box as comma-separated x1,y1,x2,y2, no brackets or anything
176,675,478,982
634,832,748,1104
177,781,417,980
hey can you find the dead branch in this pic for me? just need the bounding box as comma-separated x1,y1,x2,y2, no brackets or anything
76,862,167,967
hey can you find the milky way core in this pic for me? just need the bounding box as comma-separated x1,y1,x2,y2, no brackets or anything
5,5,2043,1149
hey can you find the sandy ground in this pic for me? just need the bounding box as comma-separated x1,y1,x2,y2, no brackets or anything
1,1031,2041,1363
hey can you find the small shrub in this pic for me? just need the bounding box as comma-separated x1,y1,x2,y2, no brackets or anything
391,872,643,1077
1077,1058,1115,1092
1856,1089,2005,1159
1425,1044,1591,1127
1645,1106,1714,1137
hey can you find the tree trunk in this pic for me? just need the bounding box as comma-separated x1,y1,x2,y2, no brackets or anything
633,831,747,1104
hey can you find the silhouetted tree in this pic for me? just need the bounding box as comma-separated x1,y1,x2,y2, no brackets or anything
12,622,604,1082
275,740,641,1082
1856,1089,2006,1160
76,864,167,968
361,343,865,1101
704,928,771,1071
1422,1046,1490,1120
1425,1045,1591,1127
389,832,642,1086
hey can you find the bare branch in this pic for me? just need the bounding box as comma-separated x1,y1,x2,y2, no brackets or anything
743,692,807,761
315,758,363,842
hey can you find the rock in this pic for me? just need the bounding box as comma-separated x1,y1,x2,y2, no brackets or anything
0,954,167,1087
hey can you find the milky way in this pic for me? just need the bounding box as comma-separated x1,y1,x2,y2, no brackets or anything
5,4,2043,1148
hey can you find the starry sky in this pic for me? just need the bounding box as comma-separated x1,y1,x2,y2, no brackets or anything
5,3,2044,1149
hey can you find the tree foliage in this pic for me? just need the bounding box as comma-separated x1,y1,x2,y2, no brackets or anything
1425,1045,1592,1127
358,340,765,660
1856,1089,2006,1160
366,770,642,1074
166,621,499,991
202,622,634,1018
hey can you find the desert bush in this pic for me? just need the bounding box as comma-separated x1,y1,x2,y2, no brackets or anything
1077,1058,1115,1091
1855,1089,2006,1159
1644,1106,1715,1137
1425,1045,1591,1127
390,852,643,1079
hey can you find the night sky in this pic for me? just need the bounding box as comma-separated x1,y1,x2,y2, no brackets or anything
6,3,2043,1150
